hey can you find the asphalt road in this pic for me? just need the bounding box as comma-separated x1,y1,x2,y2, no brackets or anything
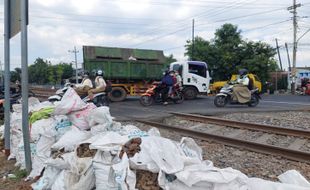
109,94,310,120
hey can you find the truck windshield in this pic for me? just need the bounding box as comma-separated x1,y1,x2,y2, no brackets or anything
188,63,206,78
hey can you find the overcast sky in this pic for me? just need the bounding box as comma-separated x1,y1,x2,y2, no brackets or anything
0,0,309,71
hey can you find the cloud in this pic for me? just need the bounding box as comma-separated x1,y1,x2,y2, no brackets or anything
0,0,309,70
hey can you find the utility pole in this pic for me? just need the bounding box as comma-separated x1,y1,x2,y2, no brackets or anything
69,46,79,84
192,19,195,60
288,0,301,94
285,43,292,72
275,38,283,71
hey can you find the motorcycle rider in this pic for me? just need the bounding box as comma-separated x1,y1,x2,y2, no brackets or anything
74,71,93,97
161,70,174,105
88,70,107,99
232,69,251,103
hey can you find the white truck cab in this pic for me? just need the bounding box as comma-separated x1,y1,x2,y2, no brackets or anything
170,61,211,99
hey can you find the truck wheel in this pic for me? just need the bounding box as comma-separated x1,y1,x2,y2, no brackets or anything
109,87,127,102
183,87,198,100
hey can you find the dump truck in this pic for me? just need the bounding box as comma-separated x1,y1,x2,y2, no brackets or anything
83,46,211,101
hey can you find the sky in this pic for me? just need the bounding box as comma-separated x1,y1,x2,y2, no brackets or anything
0,0,309,71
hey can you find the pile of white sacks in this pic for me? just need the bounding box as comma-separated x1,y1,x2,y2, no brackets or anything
1,87,310,190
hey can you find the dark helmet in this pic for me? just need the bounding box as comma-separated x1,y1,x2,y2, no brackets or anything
96,69,103,77
83,71,90,77
238,69,248,76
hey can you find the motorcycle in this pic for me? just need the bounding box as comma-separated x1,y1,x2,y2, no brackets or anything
140,82,184,106
0,89,35,119
48,83,109,107
214,83,261,107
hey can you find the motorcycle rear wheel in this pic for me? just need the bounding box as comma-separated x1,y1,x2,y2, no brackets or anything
140,95,154,106
214,96,228,107
248,95,259,107
173,93,185,104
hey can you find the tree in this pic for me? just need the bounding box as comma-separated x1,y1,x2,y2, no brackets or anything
29,58,50,84
10,68,21,82
185,23,277,82
165,54,177,64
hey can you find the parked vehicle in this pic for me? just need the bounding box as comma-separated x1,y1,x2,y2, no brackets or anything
0,89,35,119
139,82,184,106
83,46,211,101
214,83,261,107
48,83,109,107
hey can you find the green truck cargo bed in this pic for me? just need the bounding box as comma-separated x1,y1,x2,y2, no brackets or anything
83,46,167,80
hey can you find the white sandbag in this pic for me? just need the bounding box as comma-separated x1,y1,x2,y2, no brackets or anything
31,101,54,112
87,106,114,126
247,177,310,190
15,140,36,169
89,132,128,152
68,103,96,130
148,127,161,137
51,170,79,190
278,170,310,187
53,115,72,140
175,162,247,188
53,87,86,115
30,118,56,142
140,136,184,174
90,123,109,135
93,161,118,190
45,152,76,170
113,153,136,190
51,126,91,152
29,97,41,106
12,103,22,113
71,164,96,190
28,135,55,179
0,125,4,139
31,166,61,190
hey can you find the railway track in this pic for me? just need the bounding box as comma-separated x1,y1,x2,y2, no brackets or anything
136,112,310,163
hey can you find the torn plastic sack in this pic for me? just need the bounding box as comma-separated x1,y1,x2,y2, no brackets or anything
148,127,161,137
53,87,87,115
246,177,310,190
179,137,203,161
68,103,97,130
51,126,91,152
87,106,114,126
278,170,310,188
139,136,185,174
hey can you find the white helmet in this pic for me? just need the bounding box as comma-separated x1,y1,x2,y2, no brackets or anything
96,70,103,76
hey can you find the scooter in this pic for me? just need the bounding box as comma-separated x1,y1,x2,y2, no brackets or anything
214,83,261,107
140,82,184,106
48,83,109,107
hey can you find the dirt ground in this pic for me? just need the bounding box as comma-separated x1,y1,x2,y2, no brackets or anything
0,140,33,190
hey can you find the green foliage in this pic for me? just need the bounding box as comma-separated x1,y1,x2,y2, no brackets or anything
19,57,74,85
185,23,278,82
165,54,177,64
10,68,21,82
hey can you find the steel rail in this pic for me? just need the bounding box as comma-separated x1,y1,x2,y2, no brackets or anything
136,120,310,164
170,112,310,139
